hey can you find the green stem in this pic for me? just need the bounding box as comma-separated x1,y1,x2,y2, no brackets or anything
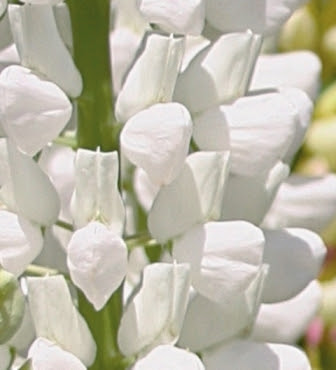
77,287,132,370
66,0,120,151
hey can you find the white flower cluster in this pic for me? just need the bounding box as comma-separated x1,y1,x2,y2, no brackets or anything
0,0,335,369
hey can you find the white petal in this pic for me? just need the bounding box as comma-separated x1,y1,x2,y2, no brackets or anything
203,340,311,370
38,144,75,222
262,228,326,303
28,338,86,370
0,210,43,276
205,0,306,35
9,4,82,97
0,66,72,156
110,27,142,94
266,0,308,35
121,103,192,185
27,275,96,366
132,345,205,370
263,174,336,232
21,0,63,4
71,149,125,233
0,345,10,370
224,90,299,177
133,167,160,212
116,32,184,122
174,31,262,115
67,222,128,311
179,266,267,351
118,263,190,357
137,0,205,35
193,106,230,151
148,151,230,242
250,51,322,101
278,87,313,164
221,161,289,225
252,281,322,344
173,221,264,304
7,141,60,226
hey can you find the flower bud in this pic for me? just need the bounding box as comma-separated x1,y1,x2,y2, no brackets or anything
0,269,25,344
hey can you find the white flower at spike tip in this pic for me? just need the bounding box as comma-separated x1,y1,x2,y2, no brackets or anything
132,345,205,370
118,263,190,357
252,280,322,344
173,221,265,305
202,339,311,370
71,148,125,233
120,102,193,186
148,151,230,242
27,275,96,366
173,30,262,115
137,0,205,36
261,228,326,303
205,0,307,36
115,32,184,123
9,4,82,97
67,221,128,311
28,338,86,370
0,65,72,156
263,173,336,232
0,210,43,277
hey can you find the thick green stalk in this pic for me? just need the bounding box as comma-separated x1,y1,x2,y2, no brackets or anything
66,0,120,151
65,1,126,368
77,288,131,370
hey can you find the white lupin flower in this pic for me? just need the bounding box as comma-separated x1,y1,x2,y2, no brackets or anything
28,338,86,370
71,149,125,233
118,263,190,357
110,27,143,94
27,275,96,366
0,65,72,156
178,266,267,352
203,339,311,370
67,221,128,311
39,144,75,222
0,0,6,18
173,221,265,304
263,173,336,232
250,51,322,101
9,4,82,98
6,141,60,226
120,102,193,186
133,167,160,212
173,30,262,115
221,161,289,225
0,210,43,276
205,0,307,36
137,0,205,36
261,228,326,303
252,280,322,344
115,32,184,123
132,345,205,370
148,151,230,242
0,345,10,370
278,87,313,164
194,89,300,177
